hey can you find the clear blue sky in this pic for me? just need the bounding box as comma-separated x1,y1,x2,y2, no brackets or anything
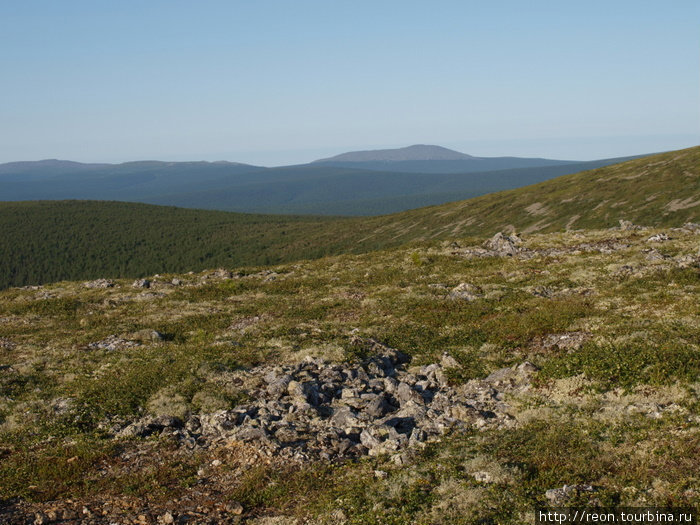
1,0,698,165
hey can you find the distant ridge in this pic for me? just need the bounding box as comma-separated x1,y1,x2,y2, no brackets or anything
0,150,647,215
313,144,475,162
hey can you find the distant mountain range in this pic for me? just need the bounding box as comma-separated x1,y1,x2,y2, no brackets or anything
0,145,649,215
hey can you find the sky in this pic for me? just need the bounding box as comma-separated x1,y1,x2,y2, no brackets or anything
1,1,698,166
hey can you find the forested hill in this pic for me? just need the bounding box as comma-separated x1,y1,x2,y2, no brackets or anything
1,146,698,289
0,202,351,288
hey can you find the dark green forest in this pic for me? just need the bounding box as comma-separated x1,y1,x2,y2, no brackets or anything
0,201,356,289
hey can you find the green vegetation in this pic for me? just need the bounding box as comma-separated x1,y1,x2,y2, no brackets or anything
1,146,699,290
0,201,349,289
1,222,699,521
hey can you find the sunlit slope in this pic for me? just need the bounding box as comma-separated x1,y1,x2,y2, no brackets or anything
356,145,700,243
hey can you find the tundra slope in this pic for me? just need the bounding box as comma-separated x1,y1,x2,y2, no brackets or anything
1,221,699,524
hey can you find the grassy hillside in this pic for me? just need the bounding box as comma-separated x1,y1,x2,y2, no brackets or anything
1,225,699,522
354,145,700,242
1,146,698,289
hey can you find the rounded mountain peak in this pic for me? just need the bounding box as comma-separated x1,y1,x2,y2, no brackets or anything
313,144,475,163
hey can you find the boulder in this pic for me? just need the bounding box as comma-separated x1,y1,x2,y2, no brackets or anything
365,394,393,418
483,232,522,256
545,484,596,505
449,283,483,301
396,382,424,406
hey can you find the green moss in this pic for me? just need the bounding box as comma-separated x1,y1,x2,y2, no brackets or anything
539,341,700,389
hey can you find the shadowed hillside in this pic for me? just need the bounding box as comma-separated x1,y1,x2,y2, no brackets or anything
0,153,644,215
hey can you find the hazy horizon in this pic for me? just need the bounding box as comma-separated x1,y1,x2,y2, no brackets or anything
1,1,698,166
2,134,698,168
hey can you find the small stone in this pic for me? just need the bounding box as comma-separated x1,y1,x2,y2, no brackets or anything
236,426,267,442
160,512,175,524
225,502,243,515
449,283,483,301
287,380,305,398
471,471,493,483
545,484,595,505
62,510,78,520
396,382,423,406
341,387,358,399
132,329,165,342
618,219,640,231
374,469,388,479
337,439,355,454
360,429,382,450
392,452,408,465
516,361,539,374
440,353,460,368
645,248,666,261
213,268,232,279
275,426,300,442
267,375,292,398
365,395,392,418
211,459,222,467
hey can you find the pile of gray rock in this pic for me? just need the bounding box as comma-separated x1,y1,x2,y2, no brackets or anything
83,279,115,289
545,484,597,505
448,232,528,259
118,340,536,463
647,233,670,242
87,335,141,352
448,283,484,301
618,219,643,231
450,228,699,265
87,330,164,351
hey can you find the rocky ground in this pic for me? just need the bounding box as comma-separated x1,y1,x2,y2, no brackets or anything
116,341,532,462
1,224,699,524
